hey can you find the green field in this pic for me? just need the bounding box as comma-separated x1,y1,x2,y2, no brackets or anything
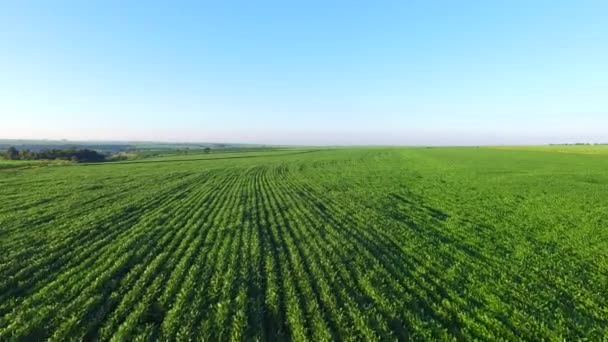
1,147,607,340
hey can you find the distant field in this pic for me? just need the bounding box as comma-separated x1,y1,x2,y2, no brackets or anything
134,148,324,163
1,148,607,340
488,144,608,155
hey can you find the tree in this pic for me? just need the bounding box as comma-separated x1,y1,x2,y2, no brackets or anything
73,149,105,162
5,147,19,160
19,149,33,160
204,147,211,154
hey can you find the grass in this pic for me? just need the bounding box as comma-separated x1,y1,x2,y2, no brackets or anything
0,147,607,340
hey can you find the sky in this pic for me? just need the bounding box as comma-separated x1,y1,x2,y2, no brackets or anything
1,0,607,145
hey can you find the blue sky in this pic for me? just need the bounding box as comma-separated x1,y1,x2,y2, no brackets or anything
1,1,607,145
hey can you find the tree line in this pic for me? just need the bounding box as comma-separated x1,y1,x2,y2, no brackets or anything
3,147,106,162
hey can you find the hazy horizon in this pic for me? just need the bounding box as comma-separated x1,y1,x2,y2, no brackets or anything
1,1,607,145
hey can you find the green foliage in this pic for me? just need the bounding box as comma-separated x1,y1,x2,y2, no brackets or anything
5,146,19,160
0,147,607,340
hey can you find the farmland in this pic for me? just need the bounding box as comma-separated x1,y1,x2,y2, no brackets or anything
1,147,607,340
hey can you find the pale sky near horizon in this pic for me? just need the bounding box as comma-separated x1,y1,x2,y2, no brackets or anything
1,1,607,145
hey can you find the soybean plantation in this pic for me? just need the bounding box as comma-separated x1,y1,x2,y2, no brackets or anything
1,147,607,340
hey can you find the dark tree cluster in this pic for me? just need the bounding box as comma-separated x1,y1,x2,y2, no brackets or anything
3,147,106,162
